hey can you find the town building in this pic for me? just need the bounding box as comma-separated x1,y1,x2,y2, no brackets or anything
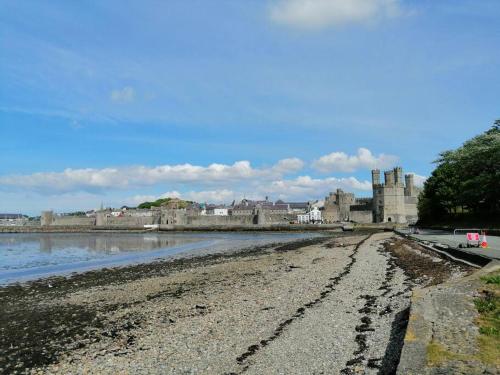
276,200,309,214
206,204,229,216
0,213,26,226
230,199,289,216
297,207,322,224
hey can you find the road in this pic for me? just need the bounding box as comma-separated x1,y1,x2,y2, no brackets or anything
403,229,500,260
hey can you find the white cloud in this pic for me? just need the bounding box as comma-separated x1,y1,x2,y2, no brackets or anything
125,176,371,206
312,147,398,173
110,86,135,103
269,0,402,29
264,175,372,200
181,189,238,203
408,172,427,187
271,157,305,174
1,151,403,209
0,159,305,194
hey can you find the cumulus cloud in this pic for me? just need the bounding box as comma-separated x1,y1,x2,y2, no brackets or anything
264,175,372,200
312,147,398,173
110,86,135,103
408,172,427,187
0,159,304,194
0,150,404,208
271,157,305,174
269,0,402,29
126,176,371,206
182,189,239,203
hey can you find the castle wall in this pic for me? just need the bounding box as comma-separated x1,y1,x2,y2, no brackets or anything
185,213,295,226
264,213,297,224
52,216,96,226
101,216,157,226
322,189,355,223
186,215,254,226
322,205,340,223
378,185,406,223
350,210,373,223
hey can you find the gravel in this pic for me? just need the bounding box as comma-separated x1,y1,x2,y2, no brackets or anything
0,232,471,374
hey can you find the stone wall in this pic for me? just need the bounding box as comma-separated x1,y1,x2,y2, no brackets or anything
264,213,297,224
186,215,255,226
349,210,373,224
102,216,158,226
49,215,95,226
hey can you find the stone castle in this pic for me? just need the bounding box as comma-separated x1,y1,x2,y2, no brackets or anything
323,167,420,224
40,166,420,228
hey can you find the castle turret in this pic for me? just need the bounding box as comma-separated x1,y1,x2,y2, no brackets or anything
371,169,380,186
384,170,395,187
394,167,403,187
41,211,54,226
405,174,415,197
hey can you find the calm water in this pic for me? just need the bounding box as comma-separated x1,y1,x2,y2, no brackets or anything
0,232,317,284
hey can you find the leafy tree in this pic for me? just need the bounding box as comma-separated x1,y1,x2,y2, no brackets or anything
418,121,500,223
137,197,193,209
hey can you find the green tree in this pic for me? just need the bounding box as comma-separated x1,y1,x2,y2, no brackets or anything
418,121,500,223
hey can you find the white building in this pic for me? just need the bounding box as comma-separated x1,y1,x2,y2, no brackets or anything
297,207,322,224
206,205,229,216
213,208,228,216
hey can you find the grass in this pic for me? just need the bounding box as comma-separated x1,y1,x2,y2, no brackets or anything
474,271,500,365
474,294,497,313
426,340,471,366
427,270,500,367
481,274,500,285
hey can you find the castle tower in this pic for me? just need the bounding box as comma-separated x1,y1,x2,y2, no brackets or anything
394,167,403,187
384,170,395,187
405,174,415,197
371,169,380,186
41,211,54,226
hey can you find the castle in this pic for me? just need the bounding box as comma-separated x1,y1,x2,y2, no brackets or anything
323,167,420,224
40,167,420,228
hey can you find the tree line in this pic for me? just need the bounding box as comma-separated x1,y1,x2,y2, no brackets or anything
418,120,500,224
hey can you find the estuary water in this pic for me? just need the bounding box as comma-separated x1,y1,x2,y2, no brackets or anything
0,231,318,284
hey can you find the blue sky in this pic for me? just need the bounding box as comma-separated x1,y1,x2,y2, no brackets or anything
1,0,499,215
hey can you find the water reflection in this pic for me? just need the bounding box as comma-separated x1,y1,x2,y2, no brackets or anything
0,231,318,284
0,233,201,254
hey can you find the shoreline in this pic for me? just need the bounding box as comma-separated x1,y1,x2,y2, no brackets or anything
0,223,397,234
0,231,474,374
